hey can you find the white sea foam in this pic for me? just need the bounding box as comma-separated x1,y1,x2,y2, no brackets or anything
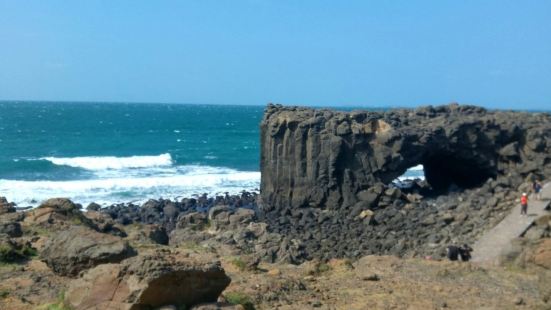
0,167,260,207
40,153,173,170
409,164,424,171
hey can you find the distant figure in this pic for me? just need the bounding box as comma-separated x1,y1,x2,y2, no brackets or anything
459,244,473,262
446,245,460,261
520,193,528,215
533,181,543,200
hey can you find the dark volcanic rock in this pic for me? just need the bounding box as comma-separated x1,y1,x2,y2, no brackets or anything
0,197,16,215
261,104,551,209
0,219,22,238
258,104,551,262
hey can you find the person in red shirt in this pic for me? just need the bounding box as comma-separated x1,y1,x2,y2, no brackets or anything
520,193,528,215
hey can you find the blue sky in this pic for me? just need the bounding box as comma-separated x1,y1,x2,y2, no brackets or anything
0,1,550,109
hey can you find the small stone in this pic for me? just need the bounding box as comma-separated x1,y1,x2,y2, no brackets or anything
311,300,322,308
267,269,281,276
362,273,380,281
514,297,524,305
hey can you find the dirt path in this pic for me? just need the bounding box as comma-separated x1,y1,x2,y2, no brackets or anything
471,182,551,264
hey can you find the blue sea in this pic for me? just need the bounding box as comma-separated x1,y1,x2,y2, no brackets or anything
0,101,425,207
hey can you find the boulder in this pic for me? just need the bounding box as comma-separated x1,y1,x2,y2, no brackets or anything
128,224,169,245
24,198,97,230
531,239,551,269
176,212,208,229
84,210,127,237
38,197,79,211
0,234,34,262
229,208,255,227
0,197,16,215
65,249,231,309
40,225,135,276
87,202,102,211
0,219,22,237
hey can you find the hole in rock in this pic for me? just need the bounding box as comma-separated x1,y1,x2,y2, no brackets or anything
422,153,496,194
392,154,496,196
393,164,425,185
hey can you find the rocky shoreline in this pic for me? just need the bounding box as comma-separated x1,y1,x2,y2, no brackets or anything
1,103,551,309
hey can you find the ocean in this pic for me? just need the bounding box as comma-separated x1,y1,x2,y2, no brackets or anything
0,101,425,207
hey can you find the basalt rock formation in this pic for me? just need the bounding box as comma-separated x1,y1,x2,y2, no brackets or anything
259,103,551,261
261,103,551,209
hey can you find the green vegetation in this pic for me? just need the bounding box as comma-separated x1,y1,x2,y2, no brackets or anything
231,257,247,271
24,226,52,237
36,291,72,310
307,262,332,276
0,243,37,263
177,241,216,254
225,291,255,310
0,289,9,299
317,263,332,273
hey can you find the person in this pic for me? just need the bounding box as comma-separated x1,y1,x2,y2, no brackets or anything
520,193,528,215
533,181,543,200
459,244,473,261
446,245,460,261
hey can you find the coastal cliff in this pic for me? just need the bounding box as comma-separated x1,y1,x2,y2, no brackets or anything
259,104,551,260
261,103,551,210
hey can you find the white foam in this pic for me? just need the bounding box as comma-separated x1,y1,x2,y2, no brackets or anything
0,169,260,207
40,153,173,170
409,164,424,171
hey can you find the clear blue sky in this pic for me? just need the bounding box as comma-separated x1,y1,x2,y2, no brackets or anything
0,1,550,109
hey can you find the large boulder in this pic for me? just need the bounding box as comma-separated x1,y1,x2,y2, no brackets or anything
24,198,97,230
40,225,135,276
65,249,231,309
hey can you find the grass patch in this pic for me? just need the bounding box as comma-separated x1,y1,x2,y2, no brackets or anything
178,241,207,253
317,263,332,273
24,226,52,237
307,262,332,276
0,289,9,299
0,243,37,263
225,291,255,310
36,291,71,310
231,257,247,272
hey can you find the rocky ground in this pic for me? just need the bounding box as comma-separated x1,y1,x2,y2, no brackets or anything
1,196,550,309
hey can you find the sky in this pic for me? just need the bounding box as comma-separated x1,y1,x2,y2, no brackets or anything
0,1,550,109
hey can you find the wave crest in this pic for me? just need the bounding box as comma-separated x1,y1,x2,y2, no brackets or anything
40,153,173,170
0,165,260,207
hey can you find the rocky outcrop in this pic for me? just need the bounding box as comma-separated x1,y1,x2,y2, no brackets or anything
65,249,231,309
40,225,135,276
24,198,96,229
99,192,259,232
0,218,22,238
0,197,16,215
258,104,551,261
261,104,551,210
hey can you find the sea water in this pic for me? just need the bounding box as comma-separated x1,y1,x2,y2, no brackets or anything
0,101,262,207
0,101,424,207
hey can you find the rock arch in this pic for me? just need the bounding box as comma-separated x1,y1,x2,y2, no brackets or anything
260,104,550,210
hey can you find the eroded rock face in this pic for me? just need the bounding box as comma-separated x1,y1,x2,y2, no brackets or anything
258,104,551,261
40,225,135,276
261,104,551,210
65,249,231,310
